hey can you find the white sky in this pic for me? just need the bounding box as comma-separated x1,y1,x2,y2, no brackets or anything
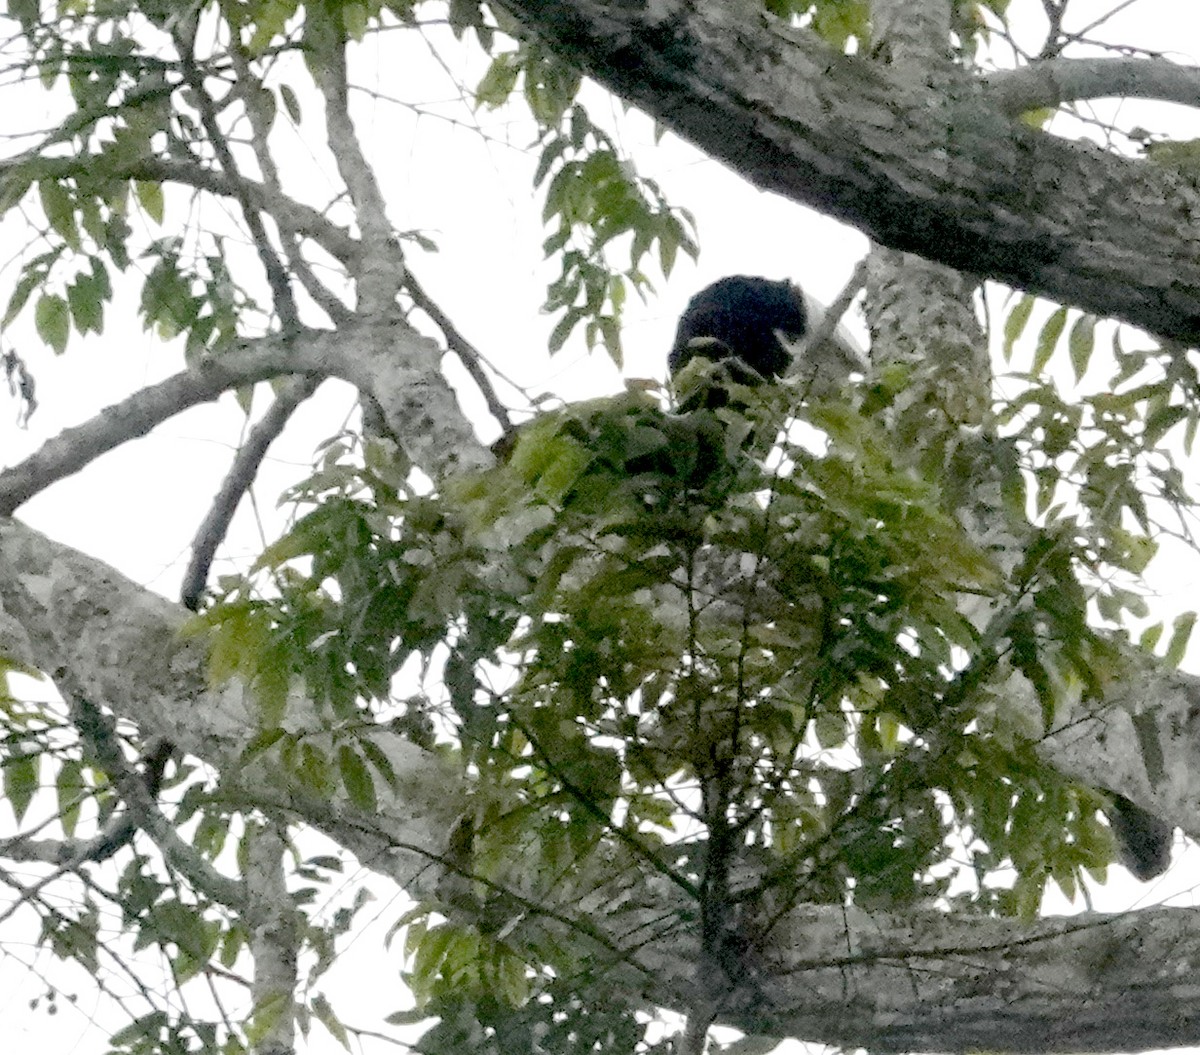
4,1,1200,1051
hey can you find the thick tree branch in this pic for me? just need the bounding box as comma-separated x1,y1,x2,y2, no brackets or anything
0,323,489,515
307,9,405,316
492,0,1200,344
985,56,1200,115
5,521,1200,1053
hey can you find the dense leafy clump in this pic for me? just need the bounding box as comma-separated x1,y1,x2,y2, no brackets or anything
202,376,1133,1034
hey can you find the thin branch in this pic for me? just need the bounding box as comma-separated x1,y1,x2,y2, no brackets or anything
180,375,322,610
0,329,334,515
404,270,513,432
799,256,869,366
70,697,248,910
224,15,353,326
0,152,360,267
1067,0,1143,44
174,25,301,331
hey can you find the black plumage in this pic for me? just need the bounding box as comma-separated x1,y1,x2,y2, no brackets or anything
668,275,807,389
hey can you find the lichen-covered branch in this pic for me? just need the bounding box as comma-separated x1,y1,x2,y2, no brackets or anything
985,56,1200,115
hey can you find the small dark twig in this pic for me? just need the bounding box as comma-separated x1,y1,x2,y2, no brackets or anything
405,271,514,433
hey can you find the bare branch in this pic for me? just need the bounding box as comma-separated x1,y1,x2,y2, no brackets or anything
224,18,354,326
174,28,300,331
69,697,248,910
405,270,514,433
0,323,489,515
985,56,1200,114
180,375,322,611
0,154,360,268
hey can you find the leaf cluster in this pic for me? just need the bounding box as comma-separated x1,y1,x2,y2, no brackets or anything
476,43,697,364
194,378,1159,1040
1000,295,1200,655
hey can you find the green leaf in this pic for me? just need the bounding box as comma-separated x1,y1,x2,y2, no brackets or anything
246,993,290,1047
240,727,287,764
4,751,40,824
3,257,51,327
219,925,246,969
475,53,520,109
1166,611,1196,667
1002,294,1034,361
311,993,351,1049
55,758,85,837
494,946,531,1005
109,1014,168,1048
1139,622,1163,653
1067,314,1095,382
1144,403,1187,447
255,660,290,728
358,737,398,788
341,2,368,40
548,306,580,353
1032,306,1067,375
34,293,70,353
134,180,165,224
337,745,377,812
67,273,104,334
813,711,846,749
247,0,300,54
1019,106,1054,129
280,83,302,123
38,179,80,250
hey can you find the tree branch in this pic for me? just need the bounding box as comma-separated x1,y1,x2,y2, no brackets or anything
405,269,513,434
0,154,360,268
985,56,1200,115
0,323,489,516
307,7,405,316
6,515,1200,1052
174,28,301,332
224,19,354,326
179,375,322,611
490,0,1200,344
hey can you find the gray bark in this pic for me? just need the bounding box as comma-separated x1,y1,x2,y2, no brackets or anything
491,0,1200,345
